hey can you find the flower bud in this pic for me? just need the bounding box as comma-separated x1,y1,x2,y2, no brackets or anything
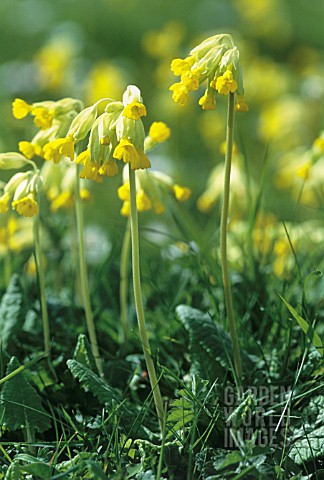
67,104,99,141
4,172,33,195
0,152,30,170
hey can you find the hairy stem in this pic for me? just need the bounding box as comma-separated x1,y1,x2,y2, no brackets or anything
220,92,243,380
33,213,50,357
75,166,104,377
128,165,164,431
120,217,131,343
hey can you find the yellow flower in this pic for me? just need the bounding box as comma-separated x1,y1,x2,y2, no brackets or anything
43,143,61,164
198,89,216,110
173,184,191,201
171,57,195,76
113,138,151,170
0,192,10,213
43,136,75,162
181,70,200,91
80,188,91,202
98,160,119,177
215,70,238,95
122,99,147,120
169,82,189,106
12,99,32,119
50,191,73,212
31,107,53,129
136,189,152,212
296,162,311,180
148,122,171,143
235,94,249,112
18,141,43,159
220,141,238,156
76,149,91,165
12,194,39,217
118,182,130,201
121,201,130,216
313,136,324,153
170,34,244,108
79,161,104,183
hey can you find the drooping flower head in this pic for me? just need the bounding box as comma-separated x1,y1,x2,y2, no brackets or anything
0,153,42,218
170,33,247,111
12,97,83,162
65,85,152,182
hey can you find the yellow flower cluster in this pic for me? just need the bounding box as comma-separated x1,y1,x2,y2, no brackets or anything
117,168,191,217
13,97,83,162
170,34,247,110
64,85,152,182
0,154,41,218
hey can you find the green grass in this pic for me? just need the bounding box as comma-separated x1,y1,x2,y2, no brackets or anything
0,199,323,479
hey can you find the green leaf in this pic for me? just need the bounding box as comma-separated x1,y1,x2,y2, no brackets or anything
167,376,210,437
67,360,157,438
0,274,26,351
212,450,242,470
66,359,123,408
277,292,323,355
176,305,253,381
6,454,57,479
0,357,51,433
289,396,324,465
73,334,97,372
290,425,324,465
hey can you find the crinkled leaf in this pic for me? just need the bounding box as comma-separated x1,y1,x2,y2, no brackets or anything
73,334,97,372
0,274,26,351
176,305,252,381
289,395,324,465
290,425,324,465
136,471,157,480
67,359,123,407
0,357,51,433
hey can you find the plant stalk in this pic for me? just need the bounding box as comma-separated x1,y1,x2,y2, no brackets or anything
33,212,50,357
120,217,131,343
128,164,164,431
220,92,243,379
75,166,104,377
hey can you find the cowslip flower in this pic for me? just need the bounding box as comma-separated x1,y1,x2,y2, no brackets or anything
0,153,42,218
13,97,83,162
118,167,191,217
65,86,152,182
12,194,39,217
170,33,247,110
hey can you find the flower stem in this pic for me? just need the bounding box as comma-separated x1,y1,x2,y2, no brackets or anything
33,213,50,357
75,166,104,377
220,92,243,380
128,164,164,431
120,217,131,343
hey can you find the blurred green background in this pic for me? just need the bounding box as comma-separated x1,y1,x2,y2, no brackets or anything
0,0,323,237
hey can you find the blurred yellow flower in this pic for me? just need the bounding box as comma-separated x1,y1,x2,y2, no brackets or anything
148,122,171,143
35,36,77,91
85,61,126,106
142,22,185,59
